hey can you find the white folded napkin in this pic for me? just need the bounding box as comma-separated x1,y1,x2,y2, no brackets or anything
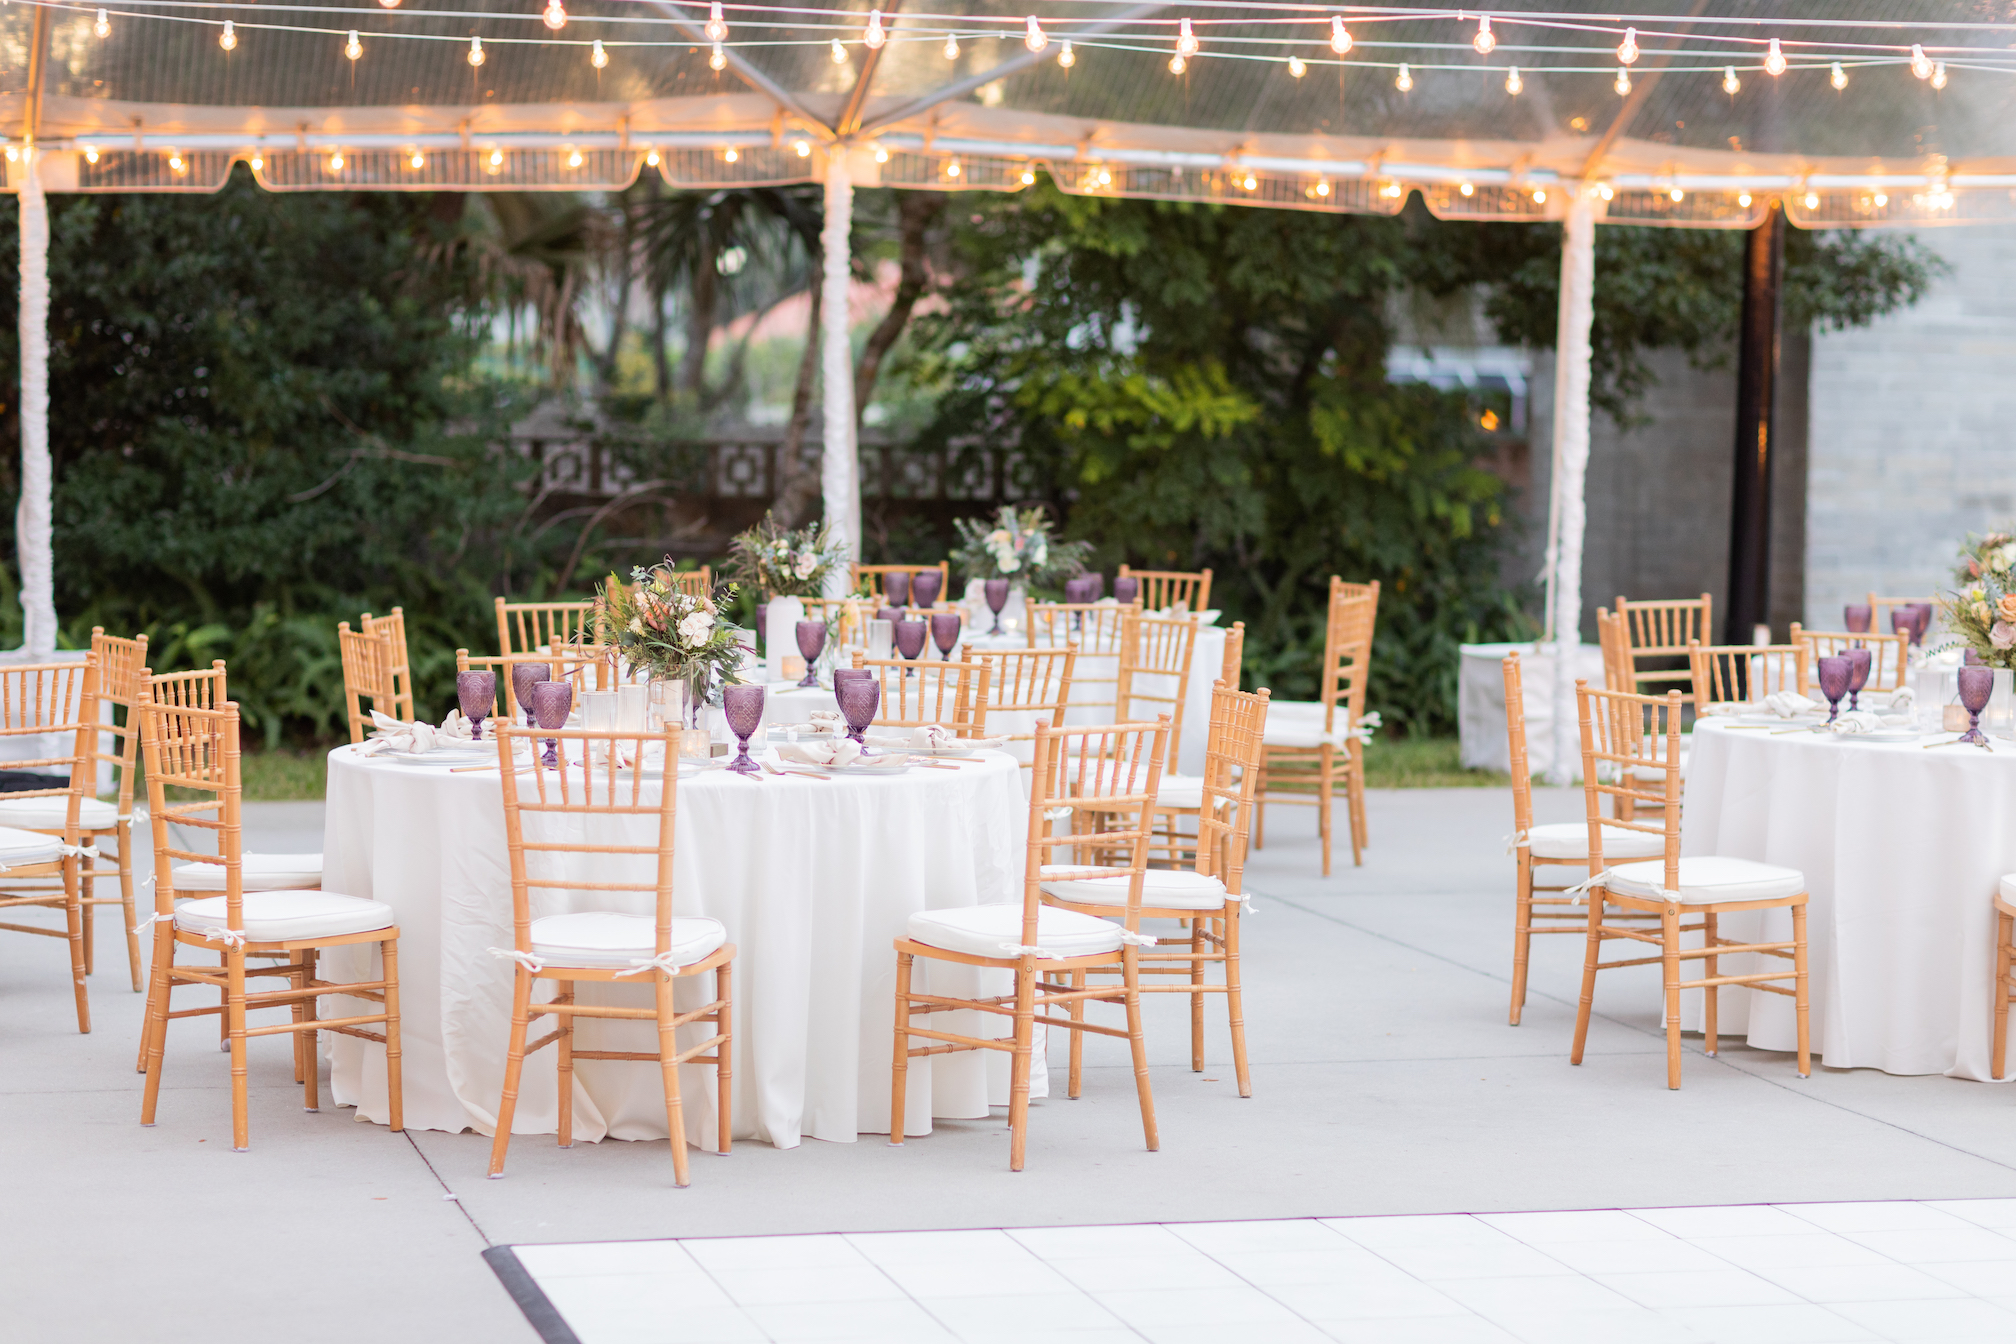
1763,691,1822,719
806,710,846,736
1701,702,1744,718
359,709,478,756
777,738,866,768
1828,709,1914,735
1886,685,1916,712
912,723,957,749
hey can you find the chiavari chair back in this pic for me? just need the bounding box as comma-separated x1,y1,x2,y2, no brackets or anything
1870,593,1936,639
1789,625,1909,696
1255,581,1378,874
1118,612,1199,767
338,621,401,744
1027,602,1131,715
487,721,733,1185
1687,641,1809,708
457,645,618,721
495,597,599,661
1616,593,1713,700
1595,607,1633,692
1118,565,1213,614
851,562,951,605
60,630,148,990
668,566,713,599
850,652,993,737
1220,622,1245,689
360,607,415,722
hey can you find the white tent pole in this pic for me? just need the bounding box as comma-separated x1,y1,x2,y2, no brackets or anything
17,148,54,657
819,149,859,589
1547,190,1596,786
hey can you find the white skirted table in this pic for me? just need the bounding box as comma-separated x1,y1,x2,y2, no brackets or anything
320,743,1034,1147
1681,719,2016,1080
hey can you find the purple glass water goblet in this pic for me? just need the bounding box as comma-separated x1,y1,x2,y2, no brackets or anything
1910,603,1935,645
984,578,1010,635
876,605,903,628
1843,646,1872,711
532,680,573,770
457,670,496,741
893,618,927,676
930,611,962,661
1114,575,1140,606
911,570,942,610
795,620,827,688
837,676,880,744
883,571,911,609
1815,655,1851,723
1959,664,1995,747
1084,572,1104,601
1844,603,1872,633
510,663,548,728
1891,610,1914,642
722,683,766,775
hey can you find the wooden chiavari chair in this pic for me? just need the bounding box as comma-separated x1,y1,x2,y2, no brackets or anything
487,721,733,1187
1570,680,1810,1089
1027,602,1132,716
0,658,102,1033
1117,565,1213,614
668,566,713,599
137,695,402,1148
1115,613,1202,864
851,561,951,605
458,645,619,722
891,717,1171,1171
1046,683,1269,1094
1220,622,1245,689
849,652,993,737
1789,625,1909,697
1255,580,1379,874
338,621,402,744
1595,607,1633,691
359,608,415,723
1616,593,1713,702
1500,652,1663,1026
960,644,1076,775
495,597,599,661
1687,642,1809,709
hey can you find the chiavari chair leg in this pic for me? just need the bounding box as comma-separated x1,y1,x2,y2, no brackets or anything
81,847,96,976
115,825,141,992
1067,967,1086,1099
713,960,731,1155
889,952,913,1144
1318,745,1334,877
1225,906,1251,1098
61,868,91,1034
1570,897,1605,1066
219,949,231,1050
1702,913,1719,1057
290,951,309,1087
1121,947,1159,1153
1253,763,1266,851
488,968,535,1178
1348,742,1369,864
381,939,403,1132
1007,964,1039,1172
556,987,577,1148
1793,902,1811,1078
140,934,175,1119
228,950,251,1149
1662,906,1684,1091
1510,857,1535,1026
1189,919,1206,1073
1995,910,2012,1080
655,975,691,1188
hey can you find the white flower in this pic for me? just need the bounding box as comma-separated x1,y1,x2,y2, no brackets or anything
1998,544,2016,571
678,611,715,644
1030,537,1048,567
999,555,1021,574
628,616,644,635
794,554,818,580
987,529,1012,547
1992,550,2012,574
1995,621,2016,651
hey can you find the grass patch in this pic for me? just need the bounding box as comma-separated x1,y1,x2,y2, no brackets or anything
239,750,328,802
1362,736,1508,788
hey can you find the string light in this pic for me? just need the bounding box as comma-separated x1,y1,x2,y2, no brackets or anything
1669,186,1684,202
1873,191,1888,207
872,143,888,162
1764,38,1785,77
1241,173,1257,191
1459,181,1474,197
1020,168,1036,185
1803,190,1819,209
710,43,727,70
830,39,847,63
1505,67,1522,95
1473,16,1494,55
542,1,567,32
943,34,959,59
645,146,660,165
1058,41,1074,68
1722,66,1740,95
1176,18,1199,59
1379,181,1402,199
1614,66,1631,96
1330,17,1351,55
249,152,262,171
380,0,400,7
1531,188,1546,203
1097,167,1111,185
1831,61,1847,90
591,39,607,69
793,139,812,157
1315,179,1330,197
489,146,504,167
5,145,19,163
345,30,362,62
219,20,236,51
84,146,98,164
1911,45,1932,79
170,153,187,174
1596,182,1614,200
93,9,108,39
567,148,583,168
1395,63,1412,92
1932,61,1947,89
724,147,738,162
1737,191,1752,206
1024,16,1047,53
409,150,425,168
1288,56,1305,78
945,158,961,178
1617,27,1638,65
328,151,344,172
468,36,485,66
704,1,728,43
864,10,886,50
1169,53,1186,74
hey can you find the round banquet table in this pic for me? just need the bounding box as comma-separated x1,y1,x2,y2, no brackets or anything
1681,718,2016,1080
319,742,1038,1147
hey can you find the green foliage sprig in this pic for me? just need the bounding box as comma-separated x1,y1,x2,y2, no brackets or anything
949,505,1089,593
597,563,748,685
727,513,844,597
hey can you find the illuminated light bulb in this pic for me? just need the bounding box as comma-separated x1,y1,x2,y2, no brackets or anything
1024,16,1046,53
1474,15,1495,55
1058,41,1074,68
1614,66,1631,96
1737,191,1752,207
1176,18,1199,58
93,9,109,39
1911,44,1932,79
793,139,811,157
249,152,262,171
328,151,344,172
1803,190,1819,209
1241,173,1257,190
864,10,886,50
1873,190,1888,207
1395,63,1412,92
592,40,608,69
4,145,18,163
542,0,567,31
943,34,959,59
645,146,660,166
1617,26,1638,65
872,143,888,163
1722,66,1739,95
380,0,400,7
567,148,583,168
1169,54,1186,75
724,147,738,162
489,146,504,167
1315,179,1330,197
1097,167,1111,185
1764,38,1785,77
1532,188,1546,203
946,158,960,178
1330,17,1350,55
831,39,847,64
1831,61,1847,90
171,153,187,174
1020,168,1035,185
710,43,726,70
1505,67,1522,95
345,30,362,61
1596,182,1613,200
1380,181,1401,199
1288,56,1306,78
1932,61,1947,90
1670,186,1684,202
704,1,727,43
410,150,425,169
83,146,99,164
469,36,485,67
219,20,236,51
1459,181,1474,197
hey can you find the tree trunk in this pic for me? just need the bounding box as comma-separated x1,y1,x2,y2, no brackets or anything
651,281,670,402
679,232,717,398
854,192,943,430
772,283,824,527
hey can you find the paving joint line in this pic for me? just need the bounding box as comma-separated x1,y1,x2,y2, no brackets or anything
403,1131,495,1247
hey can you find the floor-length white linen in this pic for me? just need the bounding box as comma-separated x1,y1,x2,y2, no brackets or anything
1681,720,2016,1080
321,746,1034,1146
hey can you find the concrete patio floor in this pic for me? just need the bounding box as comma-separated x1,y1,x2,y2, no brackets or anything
7,788,2016,1343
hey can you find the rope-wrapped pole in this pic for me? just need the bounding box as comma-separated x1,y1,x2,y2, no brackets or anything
1547,191,1597,786
17,148,54,656
819,149,859,595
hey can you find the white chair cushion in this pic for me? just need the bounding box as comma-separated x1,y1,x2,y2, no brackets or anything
1261,700,1348,749
174,890,395,943
1604,857,1805,905
1040,866,1229,911
1526,823,1666,862
171,852,325,893
1155,774,1204,809
907,903,1125,960
0,794,118,830
2002,873,2016,904
529,911,726,970
0,824,64,866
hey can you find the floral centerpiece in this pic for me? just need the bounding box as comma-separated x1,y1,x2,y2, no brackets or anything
950,505,1090,595
728,514,845,597
597,563,748,714
1942,530,2016,668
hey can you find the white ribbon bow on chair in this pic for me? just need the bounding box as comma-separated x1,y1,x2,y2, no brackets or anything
202,927,250,948
613,952,686,978
1118,930,1159,947
487,947,546,974
1563,870,1611,905
998,942,1061,959
131,910,173,935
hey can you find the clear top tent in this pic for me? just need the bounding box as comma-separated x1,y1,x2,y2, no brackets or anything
4,0,2011,776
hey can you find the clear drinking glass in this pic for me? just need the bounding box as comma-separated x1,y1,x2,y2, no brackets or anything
984,578,1010,636
837,676,880,743
1816,655,1851,723
867,618,895,661
457,670,496,741
511,663,548,727
911,570,942,609
532,681,573,769
722,683,766,774
795,620,827,688
1959,665,1995,746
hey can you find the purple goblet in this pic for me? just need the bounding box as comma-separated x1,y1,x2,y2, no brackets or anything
1959,665,1995,747
984,578,1010,636
532,680,573,770
837,676,880,743
1910,603,1935,645
1967,649,1986,667
1845,604,1873,633
883,572,911,609
722,683,766,775
931,611,962,661
1084,572,1104,601
1891,610,1914,642
795,620,827,688
457,671,496,741
1815,655,1851,723
911,569,942,609
1844,646,1873,710
893,618,927,675
511,663,548,727
876,605,903,627
1114,575,1140,606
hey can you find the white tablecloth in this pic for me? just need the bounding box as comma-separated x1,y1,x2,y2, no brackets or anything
1458,642,1608,775
1681,719,2016,1080
321,744,1033,1146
